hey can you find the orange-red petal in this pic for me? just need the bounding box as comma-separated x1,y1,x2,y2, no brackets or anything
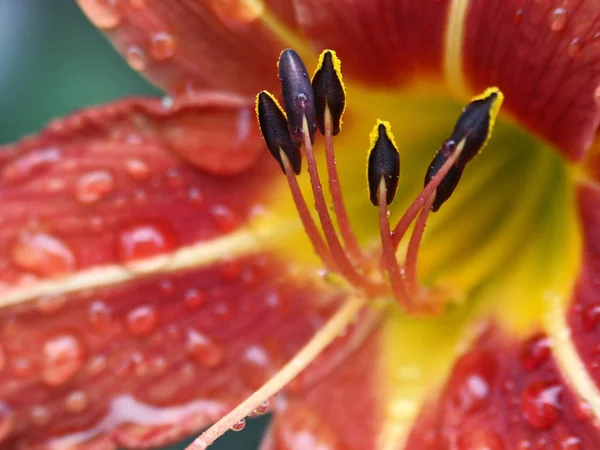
0,98,355,448
293,0,450,86
404,325,600,449
76,0,299,96
463,1,600,159
260,327,382,450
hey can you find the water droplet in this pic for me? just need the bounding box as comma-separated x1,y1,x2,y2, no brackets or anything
11,357,34,378
30,405,51,427
0,402,14,442
549,7,568,32
561,436,582,450
185,328,225,369
188,186,204,206
117,222,176,271
231,418,246,431
125,158,150,180
128,0,145,8
183,288,205,309
520,381,563,429
208,0,264,23
64,390,89,413
457,430,504,450
11,231,76,277
253,400,270,416
88,301,112,331
125,45,148,71
449,351,497,413
42,334,85,386
78,0,122,29
575,399,593,421
1,147,61,183
88,215,105,233
127,305,158,336
36,294,67,315
149,32,176,61
581,302,600,330
87,354,108,375
568,37,583,59
520,333,551,370
514,8,524,24
211,205,239,232
75,170,114,204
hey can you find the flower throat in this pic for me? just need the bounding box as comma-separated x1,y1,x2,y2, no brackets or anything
256,48,504,315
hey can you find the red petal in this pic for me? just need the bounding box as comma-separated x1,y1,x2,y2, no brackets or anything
404,325,600,449
76,0,298,95
260,327,382,450
0,95,272,289
464,1,600,159
293,0,450,86
567,183,600,390
0,98,352,448
0,253,347,449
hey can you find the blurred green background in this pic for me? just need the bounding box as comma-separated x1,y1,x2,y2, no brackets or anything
0,1,269,448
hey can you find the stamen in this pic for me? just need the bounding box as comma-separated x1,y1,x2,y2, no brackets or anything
280,151,335,270
255,90,302,174
302,118,371,291
367,121,401,206
185,296,365,450
323,106,367,266
404,193,436,296
378,179,412,309
312,50,346,135
278,49,317,148
313,50,365,266
391,138,466,250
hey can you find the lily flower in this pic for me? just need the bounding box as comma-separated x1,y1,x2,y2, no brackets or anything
1,1,600,449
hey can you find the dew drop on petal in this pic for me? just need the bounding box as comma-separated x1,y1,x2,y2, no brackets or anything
75,170,114,204
211,205,239,232
185,328,225,369
128,0,145,9
64,390,89,413
253,400,270,416
0,402,14,442
125,45,148,71
1,147,61,184
514,8,524,24
127,305,158,336
117,223,176,269
560,436,582,450
457,430,504,450
548,7,568,32
187,186,204,206
208,0,264,23
87,354,108,375
520,333,551,371
231,418,246,432
11,231,76,277
568,37,583,59
36,294,67,315
520,381,563,429
183,288,205,309
42,334,86,387
125,158,150,180
30,405,51,427
149,32,176,61
77,0,122,30
88,300,113,332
